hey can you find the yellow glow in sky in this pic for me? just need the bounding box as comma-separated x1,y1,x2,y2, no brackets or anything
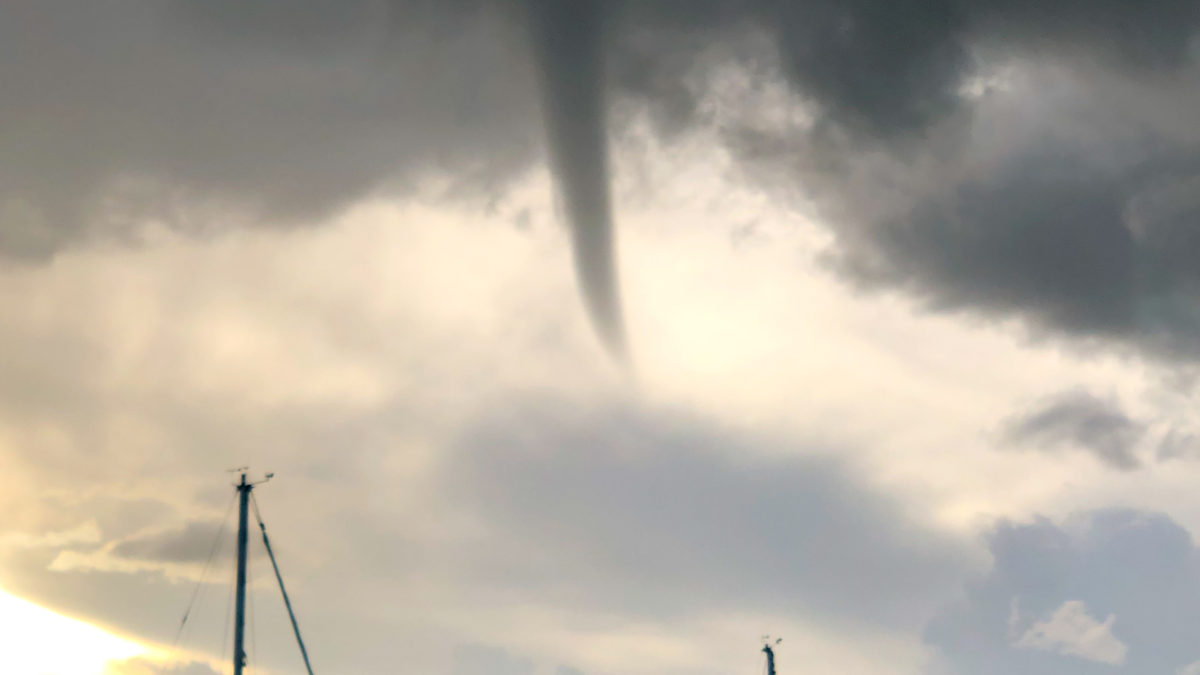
0,588,150,675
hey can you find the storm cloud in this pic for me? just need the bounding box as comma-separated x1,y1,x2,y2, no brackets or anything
829,144,1200,360
7,1,1200,360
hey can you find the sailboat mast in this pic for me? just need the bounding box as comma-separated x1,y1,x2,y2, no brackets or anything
233,472,252,675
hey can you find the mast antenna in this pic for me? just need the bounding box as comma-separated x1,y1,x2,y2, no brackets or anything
762,636,781,675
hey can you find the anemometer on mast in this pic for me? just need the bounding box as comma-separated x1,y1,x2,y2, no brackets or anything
762,636,782,675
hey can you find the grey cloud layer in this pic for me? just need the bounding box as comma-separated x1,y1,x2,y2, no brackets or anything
451,645,583,675
111,519,231,564
445,403,971,628
452,644,534,675
0,0,537,257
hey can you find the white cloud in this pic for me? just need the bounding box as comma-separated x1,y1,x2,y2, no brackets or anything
0,520,101,550
1013,600,1128,665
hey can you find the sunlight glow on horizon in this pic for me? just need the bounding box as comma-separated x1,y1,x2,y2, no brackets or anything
0,588,153,675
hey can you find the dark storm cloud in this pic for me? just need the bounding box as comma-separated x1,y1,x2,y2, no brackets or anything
5,0,1200,357
926,509,1200,674
0,0,965,253
1000,390,1145,470
625,0,971,136
607,0,1200,134
445,402,971,628
608,1,1200,361
830,148,1200,359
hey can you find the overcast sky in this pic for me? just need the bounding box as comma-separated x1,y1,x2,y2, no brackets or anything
4,1,1200,674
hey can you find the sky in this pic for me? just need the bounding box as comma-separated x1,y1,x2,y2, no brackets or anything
4,1,1200,673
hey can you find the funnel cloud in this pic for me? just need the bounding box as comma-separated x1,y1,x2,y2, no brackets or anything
528,0,628,361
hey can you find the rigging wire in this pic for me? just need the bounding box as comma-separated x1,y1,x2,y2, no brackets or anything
159,491,237,674
249,548,258,674
251,492,316,675
220,550,236,675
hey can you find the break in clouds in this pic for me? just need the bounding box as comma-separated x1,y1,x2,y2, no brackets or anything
4,0,1200,360
927,509,1200,674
